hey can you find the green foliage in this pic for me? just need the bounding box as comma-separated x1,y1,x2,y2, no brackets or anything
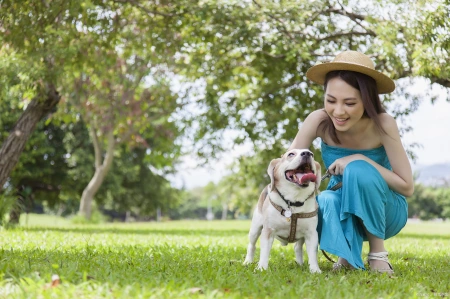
0,192,16,227
408,184,450,220
96,146,183,217
70,208,107,225
1,0,449,222
0,218,449,298
175,0,449,206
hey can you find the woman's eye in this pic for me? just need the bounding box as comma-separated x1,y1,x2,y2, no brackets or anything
346,103,356,106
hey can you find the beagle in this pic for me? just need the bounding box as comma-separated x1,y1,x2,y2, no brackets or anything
244,149,322,273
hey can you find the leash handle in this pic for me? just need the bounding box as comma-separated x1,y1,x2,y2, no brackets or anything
321,170,331,182
321,169,343,191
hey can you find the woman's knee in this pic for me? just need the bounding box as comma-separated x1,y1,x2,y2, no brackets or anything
344,160,383,186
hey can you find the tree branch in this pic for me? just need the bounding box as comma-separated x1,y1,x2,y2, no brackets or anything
252,0,296,41
112,0,177,17
326,6,376,36
89,123,102,170
317,30,375,41
428,77,450,89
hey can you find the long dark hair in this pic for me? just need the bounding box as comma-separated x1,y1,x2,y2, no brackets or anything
318,70,386,144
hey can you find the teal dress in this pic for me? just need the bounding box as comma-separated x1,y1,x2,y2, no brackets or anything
317,140,408,269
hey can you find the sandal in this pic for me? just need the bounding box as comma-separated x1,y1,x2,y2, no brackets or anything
332,262,348,271
367,252,394,274
332,258,354,271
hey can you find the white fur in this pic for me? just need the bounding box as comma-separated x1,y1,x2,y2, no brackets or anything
243,149,322,273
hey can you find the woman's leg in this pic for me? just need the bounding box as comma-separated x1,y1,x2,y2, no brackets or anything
341,160,408,269
317,190,364,269
318,160,407,270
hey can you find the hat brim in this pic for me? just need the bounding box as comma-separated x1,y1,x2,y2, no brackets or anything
306,62,395,94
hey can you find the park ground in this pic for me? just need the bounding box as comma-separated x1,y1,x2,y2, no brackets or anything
0,215,449,298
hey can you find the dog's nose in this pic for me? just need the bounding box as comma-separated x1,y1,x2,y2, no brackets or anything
301,151,313,157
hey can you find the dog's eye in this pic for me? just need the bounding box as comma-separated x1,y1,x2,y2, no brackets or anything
288,152,295,157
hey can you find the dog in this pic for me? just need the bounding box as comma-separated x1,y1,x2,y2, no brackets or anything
243,149,322,273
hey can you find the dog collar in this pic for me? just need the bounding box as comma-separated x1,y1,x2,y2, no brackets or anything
269,198,318,218
275,188,315,207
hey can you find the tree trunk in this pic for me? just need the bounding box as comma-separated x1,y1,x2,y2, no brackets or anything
156,207,161,222
221,201,228,220
0,84,60,188
78,129,115,219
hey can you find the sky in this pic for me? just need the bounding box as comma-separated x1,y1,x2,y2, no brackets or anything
170,84,450,190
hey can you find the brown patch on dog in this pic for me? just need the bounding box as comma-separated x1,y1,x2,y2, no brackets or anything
263,227,274,239
257,185,269,213
313,161,322,191
268,158,281,192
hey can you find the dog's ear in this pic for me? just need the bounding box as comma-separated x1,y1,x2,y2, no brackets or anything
314,161,322,192
268,158,281,192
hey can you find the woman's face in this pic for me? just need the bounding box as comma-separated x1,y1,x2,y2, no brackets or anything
324,77,365,132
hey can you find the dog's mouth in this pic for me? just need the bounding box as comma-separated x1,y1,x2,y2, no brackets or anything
285,162,316,187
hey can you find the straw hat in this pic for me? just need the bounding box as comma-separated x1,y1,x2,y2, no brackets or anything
305,51,395,94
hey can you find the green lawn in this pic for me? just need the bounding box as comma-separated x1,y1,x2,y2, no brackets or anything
1,214,449,298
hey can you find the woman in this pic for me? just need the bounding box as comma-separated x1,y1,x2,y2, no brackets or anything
288,51,413,273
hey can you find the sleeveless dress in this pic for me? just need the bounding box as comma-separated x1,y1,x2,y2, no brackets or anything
317,140,408,269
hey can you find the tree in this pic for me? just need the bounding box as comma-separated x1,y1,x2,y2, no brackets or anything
176,0,449,200
0,0,189,196
64,52,181,219
408,184,450,220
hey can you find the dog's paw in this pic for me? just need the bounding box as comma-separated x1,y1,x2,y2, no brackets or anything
256,264,268,271
243,259,253,265
295,259,304,266
309,267,322,274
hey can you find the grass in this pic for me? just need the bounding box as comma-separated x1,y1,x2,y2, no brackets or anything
0,215,449,298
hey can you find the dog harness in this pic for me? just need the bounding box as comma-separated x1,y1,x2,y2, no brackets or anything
269,192,318,243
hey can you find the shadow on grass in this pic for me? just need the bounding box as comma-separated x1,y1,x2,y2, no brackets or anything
14,226,249,237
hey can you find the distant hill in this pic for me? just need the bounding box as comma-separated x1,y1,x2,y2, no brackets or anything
413,163,450,186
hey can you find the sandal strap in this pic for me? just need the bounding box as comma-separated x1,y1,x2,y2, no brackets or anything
367,251,390,263
367,251,394,271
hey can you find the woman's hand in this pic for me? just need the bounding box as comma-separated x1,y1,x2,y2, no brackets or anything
328,154,366,175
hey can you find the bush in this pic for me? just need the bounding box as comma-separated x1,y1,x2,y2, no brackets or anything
70,207,108,224
0,193,17,227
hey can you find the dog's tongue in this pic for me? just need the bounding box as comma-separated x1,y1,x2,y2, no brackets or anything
295,172,317,184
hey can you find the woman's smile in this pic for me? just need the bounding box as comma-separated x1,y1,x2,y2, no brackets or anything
333,117,349,126
325,77,365,131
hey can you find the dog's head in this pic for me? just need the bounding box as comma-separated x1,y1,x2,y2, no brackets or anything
268,149,322,196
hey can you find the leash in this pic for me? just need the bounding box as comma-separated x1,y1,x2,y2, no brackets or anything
321,169,342,191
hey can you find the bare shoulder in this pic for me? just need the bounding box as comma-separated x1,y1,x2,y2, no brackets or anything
304,109,328,128
308,109,328,122
379,113,405,147
378,113,400,137
289,109,327,150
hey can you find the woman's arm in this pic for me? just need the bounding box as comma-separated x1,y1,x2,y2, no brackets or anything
377,113,414,196
288,109,326,150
